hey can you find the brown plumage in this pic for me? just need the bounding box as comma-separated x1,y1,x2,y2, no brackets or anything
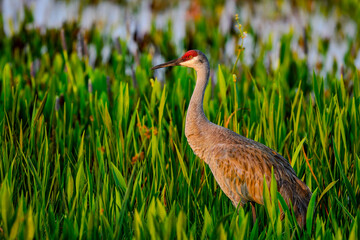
152,50,312,228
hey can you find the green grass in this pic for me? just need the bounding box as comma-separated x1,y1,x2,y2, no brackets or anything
1,4,360,239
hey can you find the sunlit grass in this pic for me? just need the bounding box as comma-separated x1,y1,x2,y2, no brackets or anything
0,5,360,240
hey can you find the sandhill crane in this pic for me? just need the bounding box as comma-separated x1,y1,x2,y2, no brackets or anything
152,50,312,228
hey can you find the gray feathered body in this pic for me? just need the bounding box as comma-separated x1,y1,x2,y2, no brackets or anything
184,50,312,228
186,118,311,227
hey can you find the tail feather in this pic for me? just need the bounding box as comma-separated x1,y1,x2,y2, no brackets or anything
293,178,312,228
278,178,312,228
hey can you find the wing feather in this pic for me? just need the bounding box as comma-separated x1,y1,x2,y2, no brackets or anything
205,143,298,206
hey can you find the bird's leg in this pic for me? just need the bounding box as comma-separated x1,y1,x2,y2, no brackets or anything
250,202,257,224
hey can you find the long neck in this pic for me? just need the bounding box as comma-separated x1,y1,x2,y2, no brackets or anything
185,63,210,137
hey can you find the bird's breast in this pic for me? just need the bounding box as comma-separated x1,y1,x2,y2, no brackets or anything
185,133,209,161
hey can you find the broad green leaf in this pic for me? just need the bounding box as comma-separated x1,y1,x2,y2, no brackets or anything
110,162,127,191
306,188,318,234
291,137,306,168
67,167,74,203
174,143,190,185
75,163,86,196
25,207,35,240
317,180,338,206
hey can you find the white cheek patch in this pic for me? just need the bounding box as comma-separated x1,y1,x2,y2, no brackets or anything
180,56,199,67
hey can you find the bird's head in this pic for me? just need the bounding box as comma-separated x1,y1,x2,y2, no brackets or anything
151,50,208,71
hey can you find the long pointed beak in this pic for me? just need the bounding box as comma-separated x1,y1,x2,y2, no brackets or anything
151,58,182,70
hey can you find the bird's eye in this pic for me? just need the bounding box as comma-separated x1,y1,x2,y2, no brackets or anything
189,55,193,59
